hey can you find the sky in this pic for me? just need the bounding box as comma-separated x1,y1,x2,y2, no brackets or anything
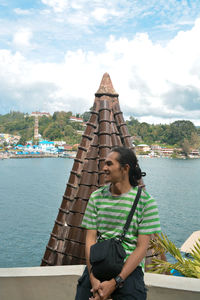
1,0,200,125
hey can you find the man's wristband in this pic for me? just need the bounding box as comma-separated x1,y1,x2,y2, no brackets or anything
114,275,124,288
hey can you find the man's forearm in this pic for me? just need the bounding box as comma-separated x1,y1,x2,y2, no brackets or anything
119,246,146,279
85,230,102,299
119,235,151,280
85,230,97,273
85,241,92,273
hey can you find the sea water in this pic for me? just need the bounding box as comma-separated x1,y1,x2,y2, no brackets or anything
0,157,199,268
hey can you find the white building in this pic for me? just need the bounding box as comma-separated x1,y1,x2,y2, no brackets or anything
136,144,151,152
69,116,83,123
30,112,51,118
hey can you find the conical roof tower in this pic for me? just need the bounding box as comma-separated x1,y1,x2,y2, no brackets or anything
41,73,134,266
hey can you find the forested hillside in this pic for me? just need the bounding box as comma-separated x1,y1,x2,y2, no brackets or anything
0,111,87,145
126,117,200,149
0,111,200,148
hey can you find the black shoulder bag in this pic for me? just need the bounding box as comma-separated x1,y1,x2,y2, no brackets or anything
89,186,142,281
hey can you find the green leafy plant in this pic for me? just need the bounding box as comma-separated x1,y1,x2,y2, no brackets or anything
147,233,200,278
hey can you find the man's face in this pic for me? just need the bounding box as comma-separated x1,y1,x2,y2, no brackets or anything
103,151,124,184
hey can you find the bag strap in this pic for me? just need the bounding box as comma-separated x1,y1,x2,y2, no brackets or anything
119,186,142,242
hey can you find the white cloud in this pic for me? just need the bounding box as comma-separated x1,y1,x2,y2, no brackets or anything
40,0,127,25
41,0,69,13
67,11,90,26
14,8,31,15
13,28,33,48
1,17,200,125
91,8,122,22
91,8,108,22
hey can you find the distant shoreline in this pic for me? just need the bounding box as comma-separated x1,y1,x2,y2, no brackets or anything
137,154,200,159
0,152,77,159
1,153,200,160
0,153,57,159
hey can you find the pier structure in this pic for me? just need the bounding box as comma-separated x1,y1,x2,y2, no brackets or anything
41,73,135,266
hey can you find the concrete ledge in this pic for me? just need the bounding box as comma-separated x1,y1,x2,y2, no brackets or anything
144,272,200,292
0,265,84,300
0,265,85,277
144,273,200,300
0,265,199,300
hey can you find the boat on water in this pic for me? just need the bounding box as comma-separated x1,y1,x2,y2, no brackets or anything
58,151,76,158
58,152,70,158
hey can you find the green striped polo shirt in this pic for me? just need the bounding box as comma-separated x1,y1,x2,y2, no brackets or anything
82,185,161,266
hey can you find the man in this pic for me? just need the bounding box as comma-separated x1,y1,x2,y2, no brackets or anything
75,147,161,300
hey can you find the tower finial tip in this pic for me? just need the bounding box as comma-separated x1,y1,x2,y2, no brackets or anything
95,73,118,97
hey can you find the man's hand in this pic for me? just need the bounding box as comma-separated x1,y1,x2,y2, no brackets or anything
90,273,101,298
98,279,116,300
89,292,101,300
89,293,101,300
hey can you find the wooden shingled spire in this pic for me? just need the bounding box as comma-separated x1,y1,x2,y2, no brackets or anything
41,73,134,266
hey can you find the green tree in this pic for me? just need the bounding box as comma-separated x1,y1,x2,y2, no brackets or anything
82,111,91,122
71,122,84,130
148,234,200,278
167,120,196,146
82,106,93,122
138,122,154,144
43,123,64,140
18,136,26,145
39,116,52,137
3,141,8,148
138,122,150,139
190,132,200,149
126,117,140,137
64,125,77,137
182,138,191,157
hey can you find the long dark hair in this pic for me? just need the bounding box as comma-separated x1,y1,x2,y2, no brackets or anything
111,146,146,187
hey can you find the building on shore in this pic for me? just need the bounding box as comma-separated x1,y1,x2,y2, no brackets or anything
136,144,151,153
69,116,83,123
29,112,51,118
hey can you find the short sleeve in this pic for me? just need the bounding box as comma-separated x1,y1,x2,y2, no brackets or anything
81,193,97,230
138,192,161,235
